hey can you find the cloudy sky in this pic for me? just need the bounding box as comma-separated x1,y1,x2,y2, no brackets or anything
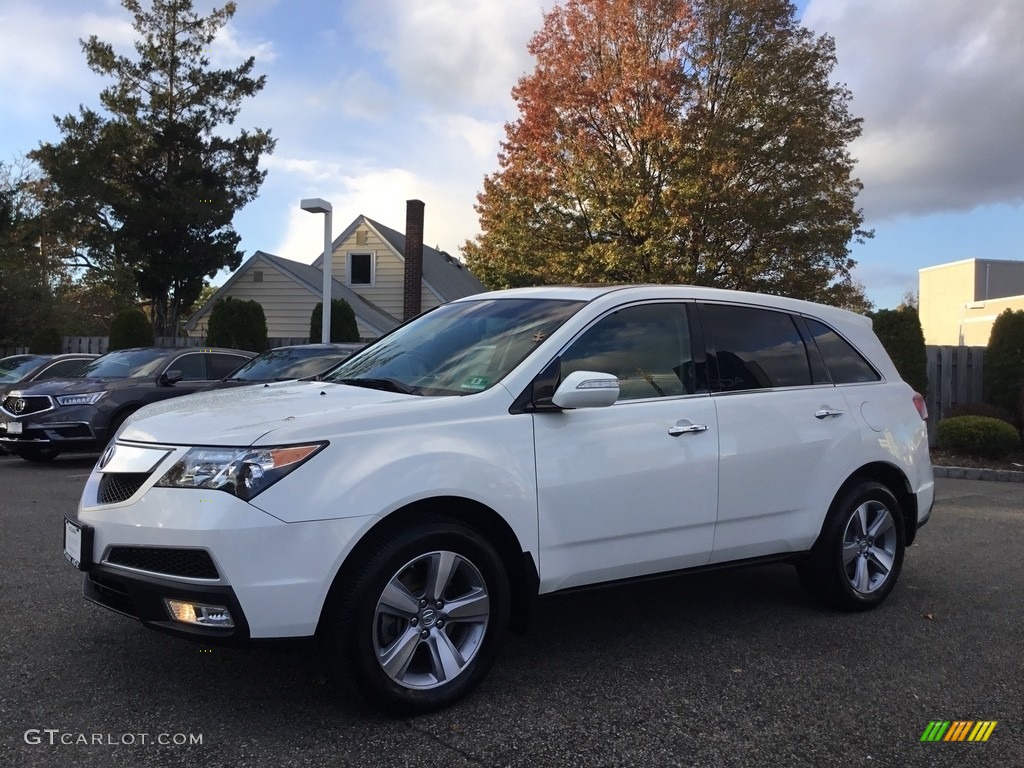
1,0,1021,309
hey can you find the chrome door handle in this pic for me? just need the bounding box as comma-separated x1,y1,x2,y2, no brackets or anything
668,423,708,437
814,408,845,419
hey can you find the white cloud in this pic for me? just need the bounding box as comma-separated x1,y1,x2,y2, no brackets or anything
804,0,1024,220
267,163,479,263
0,3,134,115
212,22,276,66
348,0,549,111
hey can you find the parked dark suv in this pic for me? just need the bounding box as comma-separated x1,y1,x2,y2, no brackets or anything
0,347,253,462
0,354,98,398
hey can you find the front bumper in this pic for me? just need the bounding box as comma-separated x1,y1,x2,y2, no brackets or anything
0,404,105,450
74,466,377,640
82,564,251,643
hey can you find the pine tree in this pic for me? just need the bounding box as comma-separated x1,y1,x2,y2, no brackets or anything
31,0,275,337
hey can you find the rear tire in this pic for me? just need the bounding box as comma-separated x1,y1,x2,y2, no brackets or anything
14,446,60,463
322,516,510,716
798,481,905,611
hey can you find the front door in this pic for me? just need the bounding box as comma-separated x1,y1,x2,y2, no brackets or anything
533,302,719,592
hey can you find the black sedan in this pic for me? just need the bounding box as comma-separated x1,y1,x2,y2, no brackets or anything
0,346,253,462
205,343,363,390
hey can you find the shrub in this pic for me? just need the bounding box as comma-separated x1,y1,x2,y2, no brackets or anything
108,309,154,350
936,415,1019,460
984,308,1024,427
943,402,1015,425
870,306,928,397
309,299,359,343
206,297,268,352
30,326,63,354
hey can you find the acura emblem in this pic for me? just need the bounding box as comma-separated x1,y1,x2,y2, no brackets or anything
12,398,25,414
99,444,116,469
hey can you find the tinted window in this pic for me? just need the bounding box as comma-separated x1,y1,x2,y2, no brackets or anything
701,304,811,391
76,349,168,379
561,303,695,401
350,253,372,285
40,359,90,379
0,355,46,382
208,353,251,380
169,353,207,381
806,319,880,384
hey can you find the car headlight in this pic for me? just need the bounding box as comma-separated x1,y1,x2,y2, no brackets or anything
56,392,106,406
155,443,327,501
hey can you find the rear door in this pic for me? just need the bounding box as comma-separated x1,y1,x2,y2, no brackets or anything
698,303,862,562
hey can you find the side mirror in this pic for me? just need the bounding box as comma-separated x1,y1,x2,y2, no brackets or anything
551,371,619,409
159,370,184,386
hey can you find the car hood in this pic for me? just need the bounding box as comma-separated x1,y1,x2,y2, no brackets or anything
7,377,149,396
119,381,421,445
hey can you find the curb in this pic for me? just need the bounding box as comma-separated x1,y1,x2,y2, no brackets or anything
933,465,1024,483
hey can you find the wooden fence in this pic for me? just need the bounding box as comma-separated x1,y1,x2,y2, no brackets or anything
924,345,985,445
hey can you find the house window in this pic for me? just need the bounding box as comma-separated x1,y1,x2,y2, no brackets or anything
349,253,374,286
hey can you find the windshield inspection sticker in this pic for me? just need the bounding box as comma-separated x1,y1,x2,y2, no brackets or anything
460,376,489,391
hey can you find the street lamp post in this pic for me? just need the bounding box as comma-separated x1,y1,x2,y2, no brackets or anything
300,198,333,343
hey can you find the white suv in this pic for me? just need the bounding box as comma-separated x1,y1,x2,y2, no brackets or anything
66,286,933,714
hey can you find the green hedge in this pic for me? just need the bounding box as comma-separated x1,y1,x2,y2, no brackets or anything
206,297,268,353
871,306,928,397
309,300,359,343
984,308,1024,427
109,309,155,350
29,326,62,354
936,415,1019,460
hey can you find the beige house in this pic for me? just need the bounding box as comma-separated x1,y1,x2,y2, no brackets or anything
187,201,486,341
919,258,1024,346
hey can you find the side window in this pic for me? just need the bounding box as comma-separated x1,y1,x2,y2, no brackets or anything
805,319,880,384
39,359,87,379
701,304,812,391
560,303,694,401
169,353,207,381
208,354,249,380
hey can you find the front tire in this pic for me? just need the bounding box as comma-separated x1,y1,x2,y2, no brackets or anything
324,517,510,715
798,481,905,611
14,446,60,463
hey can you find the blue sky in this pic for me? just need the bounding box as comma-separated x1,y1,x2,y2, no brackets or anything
1,0,1021,310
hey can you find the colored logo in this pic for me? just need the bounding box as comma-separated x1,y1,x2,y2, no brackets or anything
920,721,997,742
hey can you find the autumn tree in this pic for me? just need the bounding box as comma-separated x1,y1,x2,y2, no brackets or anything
31,0,275,337
465,0,871,308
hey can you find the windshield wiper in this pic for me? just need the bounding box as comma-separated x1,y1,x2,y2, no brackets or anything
334,377,420,395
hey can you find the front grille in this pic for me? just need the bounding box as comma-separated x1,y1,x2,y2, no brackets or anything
2,394,52,416
98,473,149,504
106,547,220,580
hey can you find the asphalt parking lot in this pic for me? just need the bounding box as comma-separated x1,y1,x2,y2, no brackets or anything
0,453,1020,768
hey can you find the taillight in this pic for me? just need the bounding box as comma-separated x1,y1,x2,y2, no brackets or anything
912,392,928,421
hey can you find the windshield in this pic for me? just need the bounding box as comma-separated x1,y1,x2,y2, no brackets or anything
324,298,584,395
0,355,45,383
73,349,169,379
228,348,355,381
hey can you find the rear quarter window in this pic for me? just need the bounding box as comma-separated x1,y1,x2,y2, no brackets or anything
805,319,880,384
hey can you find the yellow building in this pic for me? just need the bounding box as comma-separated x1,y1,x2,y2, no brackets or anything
919,258,1024,346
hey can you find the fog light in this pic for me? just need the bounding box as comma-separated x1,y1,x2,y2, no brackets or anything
164,598,235,628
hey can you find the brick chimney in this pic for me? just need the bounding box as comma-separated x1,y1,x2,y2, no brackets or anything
402,199,425,321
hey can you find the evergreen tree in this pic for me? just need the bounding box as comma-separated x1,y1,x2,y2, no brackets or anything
30,0,275,338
